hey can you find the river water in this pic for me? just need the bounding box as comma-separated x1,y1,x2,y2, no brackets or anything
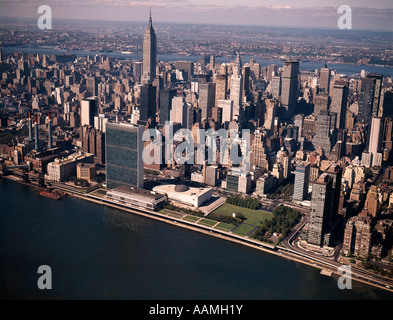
2,46,393,78
0,178,392,300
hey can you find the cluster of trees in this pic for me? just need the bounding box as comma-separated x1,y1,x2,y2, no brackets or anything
92,173,105,183
363,260,393,278
0,126,28,145
266,183,294,201
72,177,90,188
226,196,260,210
253,205,301,243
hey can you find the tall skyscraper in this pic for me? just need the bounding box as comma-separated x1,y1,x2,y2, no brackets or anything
105,122,144,189
242,65,250,101
140,83,157,121
313,92,330,116
159,88,177,125
209,55,215,70
215,74,227,107
330,81,349,130
382,117,393,161
48,112,53,149
250,131,270,171
267,64,277,82
199,82,216,121
229,51,243,117
170,96,188,128
271,75,281,99
34,114,39,150
307,173,333,247
264,99,279,131
281,60,299,120
312,110,333,155
28,111,33,141
293,161,310,201
133,61,142,83
325,163,343,223
218,99,233,125
368,117,383,167
86,76,97,96
381,90,393,118
358,74,383,140
142,9,157,84
319,67,331,94
365,186,379,218
81,97,97,126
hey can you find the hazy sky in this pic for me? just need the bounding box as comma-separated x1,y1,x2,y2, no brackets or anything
0,0,392,31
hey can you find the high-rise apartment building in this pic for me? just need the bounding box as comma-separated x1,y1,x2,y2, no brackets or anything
307,173,333,246
342,211,372,257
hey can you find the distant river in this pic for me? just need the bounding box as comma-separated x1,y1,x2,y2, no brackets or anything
3,46,393,78
1,178,392,299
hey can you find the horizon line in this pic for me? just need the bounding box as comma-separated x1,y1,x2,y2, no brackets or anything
0,16,391,33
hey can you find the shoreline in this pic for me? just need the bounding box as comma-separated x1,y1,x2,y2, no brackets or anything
2,174,393,295
2,46,393,71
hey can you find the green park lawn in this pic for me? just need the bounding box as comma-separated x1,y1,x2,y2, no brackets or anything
214,222,235,232
211,203,272,226
197,218,218,227
232,223,257,237
182,215,200,222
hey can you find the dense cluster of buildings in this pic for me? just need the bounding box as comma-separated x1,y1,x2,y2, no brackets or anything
1,14,393,262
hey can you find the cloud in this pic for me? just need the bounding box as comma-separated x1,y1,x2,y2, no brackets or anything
0,1,391,30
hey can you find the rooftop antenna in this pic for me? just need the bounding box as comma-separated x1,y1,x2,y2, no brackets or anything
148,4,152,28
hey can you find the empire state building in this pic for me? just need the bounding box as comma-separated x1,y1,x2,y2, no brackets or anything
142,10,157,84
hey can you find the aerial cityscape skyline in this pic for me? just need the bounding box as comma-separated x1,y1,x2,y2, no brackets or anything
1,2,393,303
